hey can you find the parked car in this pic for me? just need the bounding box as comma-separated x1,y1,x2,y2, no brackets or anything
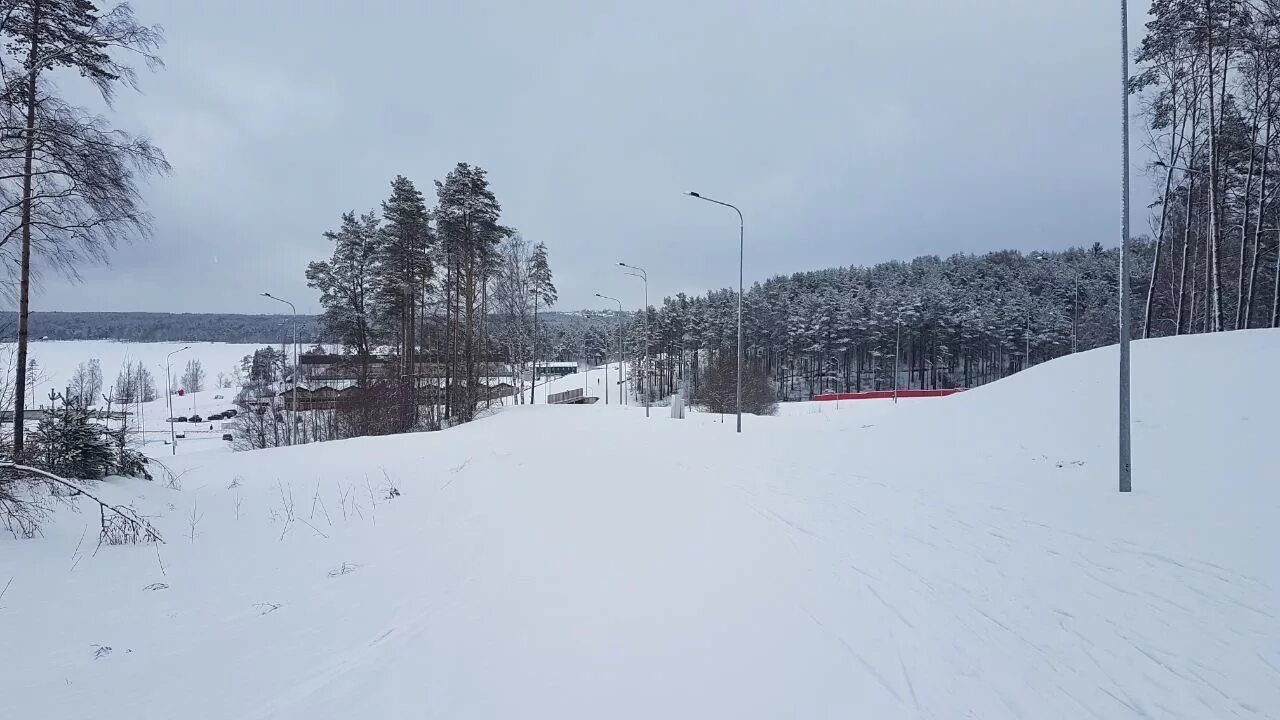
175,416,188,423
221,433,233,442
207,412,224,421
189,414,203,423
223,408,238,418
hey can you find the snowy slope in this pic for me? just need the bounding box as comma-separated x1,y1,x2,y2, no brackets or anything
2,331,1278,719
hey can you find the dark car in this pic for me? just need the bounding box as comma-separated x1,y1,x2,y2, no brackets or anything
189,415,203,423
223,408,238,418
221,433,233,442
175,416,188,423
207,412,224,421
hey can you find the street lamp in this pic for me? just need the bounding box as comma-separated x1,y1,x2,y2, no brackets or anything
1119,0,1133,492
618,262,650,418
260,292,299,446
595,293,625,406
165,346,190,455
893,309,902,404
687,190,744,433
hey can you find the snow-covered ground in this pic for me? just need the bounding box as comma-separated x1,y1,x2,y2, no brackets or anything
0,340,268,457
2,330,1278,718
2,339,263,397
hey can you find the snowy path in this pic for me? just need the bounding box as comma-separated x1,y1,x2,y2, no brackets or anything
3,331,1279,718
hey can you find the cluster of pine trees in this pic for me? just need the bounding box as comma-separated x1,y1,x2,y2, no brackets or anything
304,163,533,441
1132,0,1280,336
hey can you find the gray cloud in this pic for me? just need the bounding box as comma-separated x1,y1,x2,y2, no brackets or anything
26,0,1154,314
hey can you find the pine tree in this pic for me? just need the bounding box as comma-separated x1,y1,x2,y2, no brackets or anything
527,241,556,403
30,392,116,479
436,163,510,421
307,210,382,434
372,176,433,430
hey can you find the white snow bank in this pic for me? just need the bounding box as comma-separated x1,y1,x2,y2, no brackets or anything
1,330,1277,719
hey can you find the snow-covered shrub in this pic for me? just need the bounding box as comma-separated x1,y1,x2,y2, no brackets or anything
691,353,778,417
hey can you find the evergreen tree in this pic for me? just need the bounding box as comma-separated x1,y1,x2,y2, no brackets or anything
307,210,382,433
29,393,116,479
527,241,556,403
372,176,433,430
436,163,510,421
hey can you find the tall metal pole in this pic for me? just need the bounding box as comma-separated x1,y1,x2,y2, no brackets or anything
619,263,650,418
893,310,901,404
687,191,744,432
1025,313,1032,369
262,293,299,446
596,294,625,408
1072,271,1079,354
165,346,190,456
1119,0,1133,492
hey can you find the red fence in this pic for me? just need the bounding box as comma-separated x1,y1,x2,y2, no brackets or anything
811,388,967,402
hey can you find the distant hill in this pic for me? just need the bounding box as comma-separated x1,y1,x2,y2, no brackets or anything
0,310,612,344
0,312,326,344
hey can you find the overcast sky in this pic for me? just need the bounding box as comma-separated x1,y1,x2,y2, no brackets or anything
26,1,1155,314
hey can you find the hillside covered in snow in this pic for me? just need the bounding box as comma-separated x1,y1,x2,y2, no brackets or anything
1,330,1277,719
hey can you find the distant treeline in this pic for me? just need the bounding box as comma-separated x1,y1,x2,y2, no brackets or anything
0,310,600,345
0,312,327,344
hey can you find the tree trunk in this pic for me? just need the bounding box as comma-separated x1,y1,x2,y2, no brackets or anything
1235,72,1264,330
1146,75,1185,337
1246,70,1274,329
13,6,41,458
1206,13,1225,333
530,291,538,404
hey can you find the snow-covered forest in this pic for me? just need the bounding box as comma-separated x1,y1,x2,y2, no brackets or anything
1131,0,1280,336
595,243,1149,402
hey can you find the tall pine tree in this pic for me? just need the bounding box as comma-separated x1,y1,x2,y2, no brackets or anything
527,241,556,403
436,163,509,421
373,176,433,430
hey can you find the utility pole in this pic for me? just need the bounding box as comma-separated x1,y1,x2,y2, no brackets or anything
1119,0,1133,492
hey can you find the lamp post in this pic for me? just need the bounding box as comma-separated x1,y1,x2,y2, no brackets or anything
686,191,744,433
261,292,299,446
1119,0,1133,493
893,309,901,404
619,262,650,418
165,346,190,455
1025,312,1033,369
595,293,624,406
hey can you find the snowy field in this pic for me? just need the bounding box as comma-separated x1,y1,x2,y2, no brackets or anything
2,330,1278,718
1,339,263,402
0,340,270,456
